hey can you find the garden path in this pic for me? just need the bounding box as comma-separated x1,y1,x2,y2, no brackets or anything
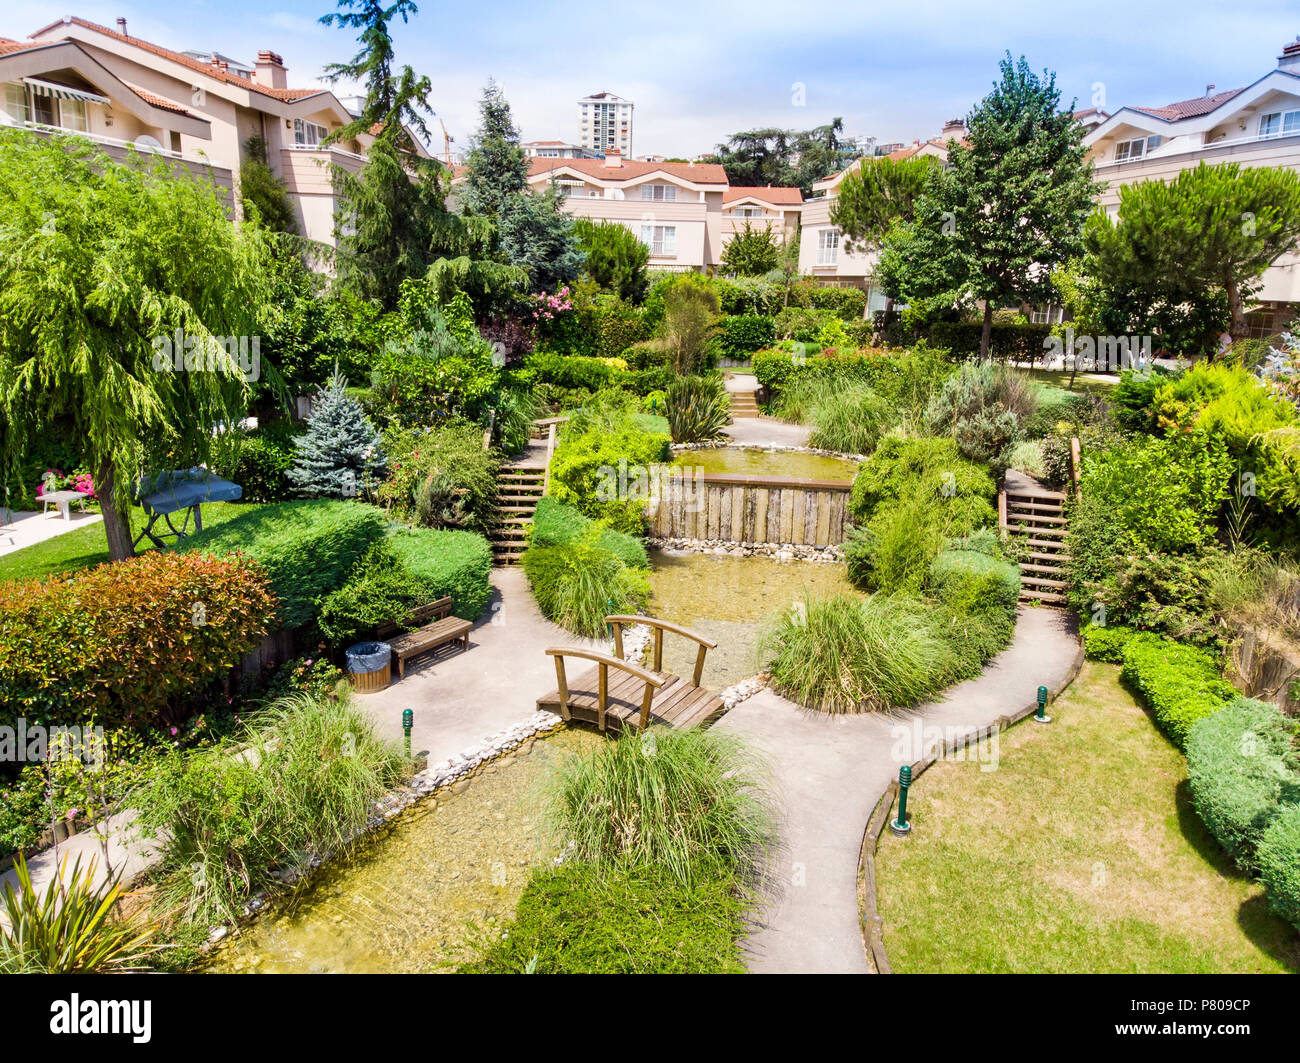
715,605,1080,974
0,507,102,559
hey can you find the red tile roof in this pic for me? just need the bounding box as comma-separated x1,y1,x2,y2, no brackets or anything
124,85,200,119
1133,87,1244,121
723,185,802,205
0,38,38,54
28,17,327,103
527,156,728,185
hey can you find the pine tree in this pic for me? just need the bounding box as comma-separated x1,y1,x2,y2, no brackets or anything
287,371,386,498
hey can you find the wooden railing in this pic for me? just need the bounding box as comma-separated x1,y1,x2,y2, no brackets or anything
605,615,718,688
545,647,665,732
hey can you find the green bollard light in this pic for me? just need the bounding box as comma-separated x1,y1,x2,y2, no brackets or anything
402,708,413,758
890,765,912,836
605,599,615,638
1034,684,1052,724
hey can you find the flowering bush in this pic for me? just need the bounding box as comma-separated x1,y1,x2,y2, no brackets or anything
0,551,277,730
35,468,95,499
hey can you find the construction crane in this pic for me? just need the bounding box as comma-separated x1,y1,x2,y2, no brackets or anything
439,116,454,167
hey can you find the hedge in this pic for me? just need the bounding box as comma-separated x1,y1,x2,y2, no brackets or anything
550,425,671,534
923,321,1054,362
1119,634,1237,748
928,549,1021,614
176,500,386,628
1080,622,1137,663
1257,803,1300,931
529,496,648,569
386,527,493,621
0,551,276,728
718,314,775,359
1186,697,1300,871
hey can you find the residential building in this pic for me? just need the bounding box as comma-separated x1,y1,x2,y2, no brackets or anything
1084,37,1300,333
524,152,728,271
523,139,600,159
720,185,803,249
797,121,965,303
0,16,430,248
578,91,633,158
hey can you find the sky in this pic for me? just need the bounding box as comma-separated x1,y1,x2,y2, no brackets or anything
7,0,1299,159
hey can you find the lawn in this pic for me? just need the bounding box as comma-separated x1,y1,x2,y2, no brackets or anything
1026,367,1119,399
0,501,262,583
873,660,1300,973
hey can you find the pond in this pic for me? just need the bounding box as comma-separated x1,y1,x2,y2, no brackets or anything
672,447,857,482
205,727,605,974
646,551,854,689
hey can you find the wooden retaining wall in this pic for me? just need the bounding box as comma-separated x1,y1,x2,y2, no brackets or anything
649,473,853,547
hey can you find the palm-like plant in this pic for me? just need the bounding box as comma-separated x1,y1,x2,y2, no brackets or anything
0,855,158,973
665,375,730,444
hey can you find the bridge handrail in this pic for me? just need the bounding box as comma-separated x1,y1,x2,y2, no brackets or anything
605,615,718,687
545,647,665,732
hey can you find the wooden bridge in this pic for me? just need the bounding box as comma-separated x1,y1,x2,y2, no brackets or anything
536,616,726,734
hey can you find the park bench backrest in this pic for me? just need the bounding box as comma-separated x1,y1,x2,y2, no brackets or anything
375,596,454,639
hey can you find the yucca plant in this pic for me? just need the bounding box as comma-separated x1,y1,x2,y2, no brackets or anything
0,855,158,973
665,375,730,444
549,728,771,885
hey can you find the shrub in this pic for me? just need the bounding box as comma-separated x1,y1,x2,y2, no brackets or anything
375,420,500,532
550,422,671,534
549,728,770,884
928,549,1020,615
177,500,386,628
763,593,956,714
1080,622,1137,662
136,691,406,926
386,527,493,621
1008,439,1046,478
773,306,837,342
214,420,296,502
529,496,648,569
287,370,387,499
1120,634,1237,748
807,386,892,454
1256,803,1300,931
573,219,650,302
521,524,651,637
0,552,276,728
926,360,1040,427
0,856,158,973
1186,698,1300,871
805,284,868,320
923,321,1053,361
718,314,775,359
525,349,620,391
849,435,996,528
661,276,721,373
316,540,423,645
460,860,748,974
666,375,730,444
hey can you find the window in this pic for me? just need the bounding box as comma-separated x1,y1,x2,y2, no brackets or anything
3,83,29,124
733,206,764,219
31,91,55,127
639,224,676,256
293,118,327,147
1260,110,1300,138
816,229,839,266
59,98,88,132
640,183,676,202
1113,137,1147,162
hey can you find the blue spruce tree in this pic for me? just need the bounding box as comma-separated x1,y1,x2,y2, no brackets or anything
287,370,386,498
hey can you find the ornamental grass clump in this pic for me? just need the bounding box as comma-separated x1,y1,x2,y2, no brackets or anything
763,592,955,714
549,728,770,886
521,524,650,639
806,384,892,455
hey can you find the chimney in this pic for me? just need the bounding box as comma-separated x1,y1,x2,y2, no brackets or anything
1205,83,1216,96
254,50,288,90
116,17,128,36
603,148,623,168
941,118,966,139
1279,37,1300,71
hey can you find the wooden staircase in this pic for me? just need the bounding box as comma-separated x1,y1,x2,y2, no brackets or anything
489,466,545,565
1001,485,1071,605
728,390,759,418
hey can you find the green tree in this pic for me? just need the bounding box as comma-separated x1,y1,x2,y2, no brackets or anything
661,276,721,373
880,54,1099,359
573,218,650,301
720,222,781,277
0,131,271,560
1085,162,1300,342
287,370,386,497
462,82,582,294
704,119,855,194
239,135,299,235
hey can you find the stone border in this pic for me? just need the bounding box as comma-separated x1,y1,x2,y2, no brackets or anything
647,538,842,562
855,636,1086,974
671,441,869,463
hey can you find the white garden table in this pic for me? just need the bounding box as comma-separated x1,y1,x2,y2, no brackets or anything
40,489,90,521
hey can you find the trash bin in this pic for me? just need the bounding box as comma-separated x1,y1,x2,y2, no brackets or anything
345,641,392,693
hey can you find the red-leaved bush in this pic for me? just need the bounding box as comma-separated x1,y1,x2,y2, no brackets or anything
0,551,277,728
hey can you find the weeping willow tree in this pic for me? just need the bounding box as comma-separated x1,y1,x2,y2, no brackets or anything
0,130,272,560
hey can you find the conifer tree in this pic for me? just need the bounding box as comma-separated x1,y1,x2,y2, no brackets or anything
287,371,386,497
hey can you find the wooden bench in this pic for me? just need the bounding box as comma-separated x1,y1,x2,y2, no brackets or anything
376,596,474,678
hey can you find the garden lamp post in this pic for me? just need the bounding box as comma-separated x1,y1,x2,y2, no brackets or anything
402,708,413,758
890,765,912,836
1034,685,1052,724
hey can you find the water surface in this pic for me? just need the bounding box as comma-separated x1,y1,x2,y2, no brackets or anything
672,448,857,482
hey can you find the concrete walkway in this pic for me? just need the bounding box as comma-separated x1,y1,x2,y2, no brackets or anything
358,566,603,765
0,507,102,559
716,605,1079,974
